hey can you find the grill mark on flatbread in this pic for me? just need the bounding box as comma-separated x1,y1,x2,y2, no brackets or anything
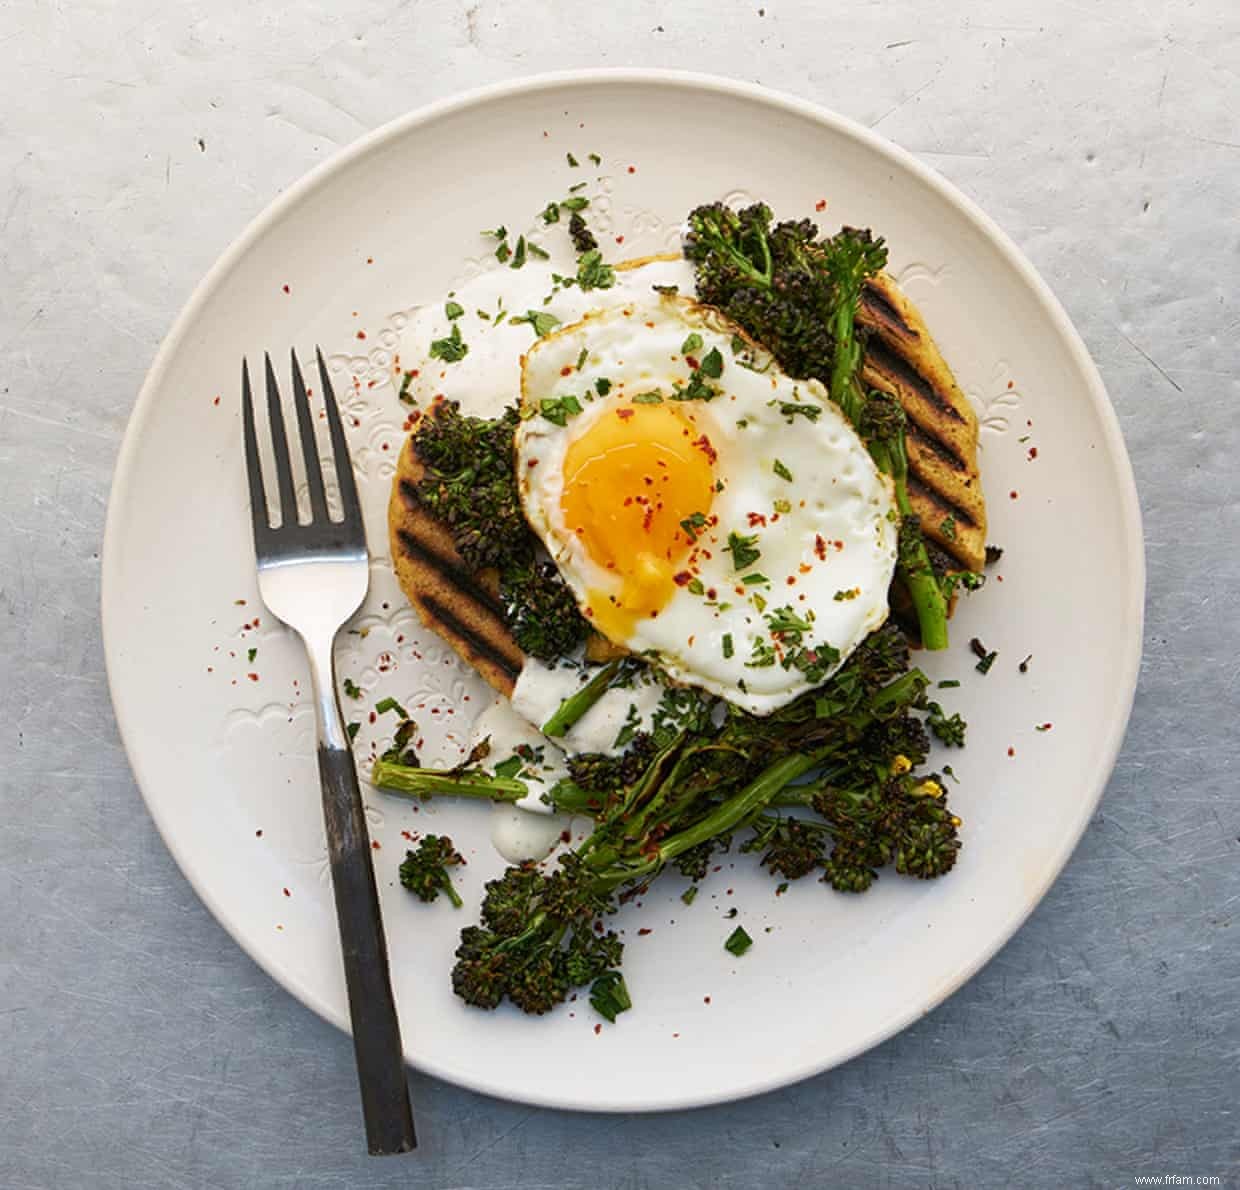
906,471,979,530
861,281,918,340
864,337,966,425
905,418,968,474
394,528,505,618
419,594,523,683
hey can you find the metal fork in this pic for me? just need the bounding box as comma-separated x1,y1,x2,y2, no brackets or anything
242,349,416,1156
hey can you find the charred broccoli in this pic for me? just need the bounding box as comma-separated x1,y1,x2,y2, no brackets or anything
399,835,466,907
411,401,592,660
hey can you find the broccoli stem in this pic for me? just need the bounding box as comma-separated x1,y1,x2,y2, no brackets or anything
371,762,529,803
541,660,622,738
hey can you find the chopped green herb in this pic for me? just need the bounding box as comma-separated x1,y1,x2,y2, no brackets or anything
375,696,409,718
751,592,767,612
772,459,793,482
722,633,734,659
589,970,631,1023
940,515,958,541
595,377,612,396
542,201,560,224
576,249,615,291
568,181,587,193
681,885,698,905
746,638,777,668
725,531,761,571
1019,654,1033,673
444,300,465,320
681,332,704,355
730,333,747,355
687,578,705,596
631,391,664,404
669,373,718,402
493,755,524,779
779,402,821,422
247,647,257,663
926,702,967,746
833,588,860,602
613,703,642,749
346,722,360,740
527,241,550,260
429,322,469,363
566,151,579,167
938,679,961,689
482,225,507,240
773,498,792,515
398,370,415,404
970,637,998,675
509,235,528,269
589,152,601,166
539,395,583,426
576,346,588,371
724,926,753,956
680,511,708,541
343,677,362,700
698,346,724,379
560,195,589,212
741,572,770,586
511,309,562,338
495,240,512,264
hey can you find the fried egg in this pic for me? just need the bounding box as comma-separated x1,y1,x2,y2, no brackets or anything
515,295,898,715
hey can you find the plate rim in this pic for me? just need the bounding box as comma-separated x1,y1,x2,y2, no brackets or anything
102,67,1146,1112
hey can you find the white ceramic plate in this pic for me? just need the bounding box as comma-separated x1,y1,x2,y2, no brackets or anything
103,71,1143,1112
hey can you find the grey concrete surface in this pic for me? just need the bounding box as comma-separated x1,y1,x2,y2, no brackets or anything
2,1,1238,1187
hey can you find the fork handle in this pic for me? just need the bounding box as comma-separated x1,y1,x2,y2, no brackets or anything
309,645,416,1155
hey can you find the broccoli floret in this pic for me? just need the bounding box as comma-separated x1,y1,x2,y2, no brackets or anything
412,403,526,572
926,701,967,747
399,835,465,907
500,561,588,662
741,816,826,880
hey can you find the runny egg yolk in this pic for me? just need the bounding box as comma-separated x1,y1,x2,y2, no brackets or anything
561,400,715,640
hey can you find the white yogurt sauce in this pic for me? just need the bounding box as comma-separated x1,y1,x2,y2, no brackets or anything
396,254,695,420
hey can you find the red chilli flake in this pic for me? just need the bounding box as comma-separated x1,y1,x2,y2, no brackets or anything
1010,490,1019,500
372,840,381,850
282,887,290,897
212,396,220,406
560,365,573,377
747,512,767,528
815,199,827,211
673,571,693,587
356,330,366,340
594,1023,602,1035
616,408,635,421
247,673,259,682
627,165,636,174
1007,746,1016,757
703,995,712,1004
692,435,717,464
282,284,290,294
814,534,828,560
637,928,653,936
1028,447,1038,460
255,830,263,837
615,234,625,244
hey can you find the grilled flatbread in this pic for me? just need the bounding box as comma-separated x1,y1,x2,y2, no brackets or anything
859,273,986,573
389,260,986,690
389,430,523,698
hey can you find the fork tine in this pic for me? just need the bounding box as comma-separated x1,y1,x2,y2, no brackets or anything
264,352,299,528
290,348,329,524
316,347,363,531
241,359,271,540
